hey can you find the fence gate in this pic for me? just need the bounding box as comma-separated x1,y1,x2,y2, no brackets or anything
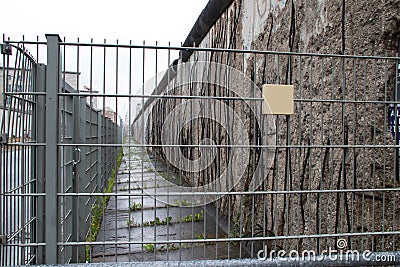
1,34,400,266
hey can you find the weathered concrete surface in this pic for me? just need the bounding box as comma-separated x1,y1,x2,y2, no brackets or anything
92,146,248,262
133,0,400,255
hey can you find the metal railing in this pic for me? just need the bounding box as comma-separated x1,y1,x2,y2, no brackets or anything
1,34,400,266
0,35,122,265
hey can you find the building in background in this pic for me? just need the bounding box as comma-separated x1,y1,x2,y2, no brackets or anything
0,67,83,140
124,112,130,136
0,66,32,107
82,85,99,110
63,70,80,90
135,103,141,117
0,66,34,141
101,106,118,124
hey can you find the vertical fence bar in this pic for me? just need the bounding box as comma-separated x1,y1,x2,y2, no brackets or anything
97,111,102,191
34,63,46,264
79,96,88,247
74,93,90,262
71,92,78,262
395,41,400,181
45,34,61,264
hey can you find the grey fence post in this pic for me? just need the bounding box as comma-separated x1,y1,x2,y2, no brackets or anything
45,34,61,264
104,118,108,181
33,63,46,264
75,96,88,262
71,93,78,262
118,126,122,146
107,119,112,178
97,111,102,192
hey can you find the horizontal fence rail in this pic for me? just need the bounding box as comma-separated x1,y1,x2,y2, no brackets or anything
1,34,400,266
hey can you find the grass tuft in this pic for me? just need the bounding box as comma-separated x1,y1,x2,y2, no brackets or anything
85,148,124,262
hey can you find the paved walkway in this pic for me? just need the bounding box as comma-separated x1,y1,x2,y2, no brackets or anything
92,145,247,262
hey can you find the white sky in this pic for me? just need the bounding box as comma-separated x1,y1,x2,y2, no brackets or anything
1,0,208,44
1,0,209,121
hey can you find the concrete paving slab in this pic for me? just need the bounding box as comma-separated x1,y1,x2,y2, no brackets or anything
92,145,248,262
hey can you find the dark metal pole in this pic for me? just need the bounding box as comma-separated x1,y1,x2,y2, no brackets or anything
396,38,400,181
34,63,46,264
45,34,62,264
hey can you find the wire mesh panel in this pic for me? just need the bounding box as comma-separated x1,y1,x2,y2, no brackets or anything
0,41,39,265
129,48,400,265
57,40,122,263
1,34,400,266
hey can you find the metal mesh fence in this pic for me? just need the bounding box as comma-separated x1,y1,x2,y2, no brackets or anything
0,35,122,265
0,42,37,266
0,34,400,266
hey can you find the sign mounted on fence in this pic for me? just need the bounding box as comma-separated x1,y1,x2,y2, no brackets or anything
388,104,400,140
262,84,294,115
389,58,400,140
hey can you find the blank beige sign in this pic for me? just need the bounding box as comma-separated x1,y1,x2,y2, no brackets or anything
262,84,294,115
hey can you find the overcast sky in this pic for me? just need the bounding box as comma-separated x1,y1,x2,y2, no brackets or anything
1,0,210,119
2,0,209,44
